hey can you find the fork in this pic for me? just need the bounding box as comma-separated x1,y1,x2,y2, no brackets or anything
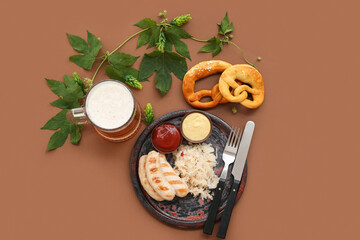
203,126,242,235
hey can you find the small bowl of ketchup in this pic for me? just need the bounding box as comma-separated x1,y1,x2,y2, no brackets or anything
151,123,182,153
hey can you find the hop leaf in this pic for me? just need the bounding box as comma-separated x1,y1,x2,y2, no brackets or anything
41,110,83,151
139,51,187,95
164,26,192,59
42,74,86,151
134,18,159,49
67,31,102,70
199,37,223,57
144,103,155,125
124,75,143,89
217,12,234,36
105,52,147,85
170,14,192,27
46,75,84,109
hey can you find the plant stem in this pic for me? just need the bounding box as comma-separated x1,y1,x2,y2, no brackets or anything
91,55,108,82
91,28,149,82
228,41,257,69
192,36,257,68
191,37,208,42
109,28,148,55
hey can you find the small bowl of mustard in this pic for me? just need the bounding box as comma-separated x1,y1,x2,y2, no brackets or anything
180,111,213,143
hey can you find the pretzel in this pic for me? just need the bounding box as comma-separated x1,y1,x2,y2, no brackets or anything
219,64,264,109
182,60,232,109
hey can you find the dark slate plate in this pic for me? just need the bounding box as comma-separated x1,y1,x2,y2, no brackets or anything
130,109,247,228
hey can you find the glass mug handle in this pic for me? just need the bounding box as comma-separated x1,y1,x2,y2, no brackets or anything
66,107,89,125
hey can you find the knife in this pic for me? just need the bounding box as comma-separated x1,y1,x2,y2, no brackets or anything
217,121,255,239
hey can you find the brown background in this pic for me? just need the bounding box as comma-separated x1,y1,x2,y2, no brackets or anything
1,0,360,239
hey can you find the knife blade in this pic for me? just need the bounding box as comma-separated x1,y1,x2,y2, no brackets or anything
232,121,255,182
217,121,255,239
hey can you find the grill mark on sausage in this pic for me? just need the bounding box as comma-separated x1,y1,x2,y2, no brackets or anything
168,180,184,185
159,186,169,191
163,172,176,176
152,177,159,181
150,168,158,173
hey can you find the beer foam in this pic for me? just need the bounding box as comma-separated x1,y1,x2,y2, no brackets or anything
86,81,134,130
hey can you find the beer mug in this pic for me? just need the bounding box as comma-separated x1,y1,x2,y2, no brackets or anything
67,79,142,142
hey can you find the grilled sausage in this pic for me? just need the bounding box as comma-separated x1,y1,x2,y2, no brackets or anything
159,153,189,197
145,151,175,201
138,155,164,201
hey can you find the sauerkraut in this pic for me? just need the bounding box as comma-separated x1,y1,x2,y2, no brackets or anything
172,143,219,199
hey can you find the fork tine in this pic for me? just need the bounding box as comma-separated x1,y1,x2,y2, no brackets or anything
234,127,242,148
232,127,240,147
230,127,238,147
226,127,235,146
226,127,234,146
230,126,237,145
238,128,244,148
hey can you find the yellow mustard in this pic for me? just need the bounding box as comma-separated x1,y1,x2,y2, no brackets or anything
182,113,211,142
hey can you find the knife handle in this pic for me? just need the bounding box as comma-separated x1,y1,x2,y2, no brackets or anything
203,178,226,235
216,179,241,239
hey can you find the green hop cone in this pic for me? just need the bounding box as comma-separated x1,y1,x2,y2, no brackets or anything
232,106,237,114
124,75,142,89
144,103,155,125
83,77,93,93
72,72,86,93
156,31,166,52
158,10,167,18
170,14,192,27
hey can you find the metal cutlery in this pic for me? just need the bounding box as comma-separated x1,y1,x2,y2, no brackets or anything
203,126,242,235
217,121,255,239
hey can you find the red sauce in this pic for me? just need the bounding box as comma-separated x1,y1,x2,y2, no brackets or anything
151,123,182,153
